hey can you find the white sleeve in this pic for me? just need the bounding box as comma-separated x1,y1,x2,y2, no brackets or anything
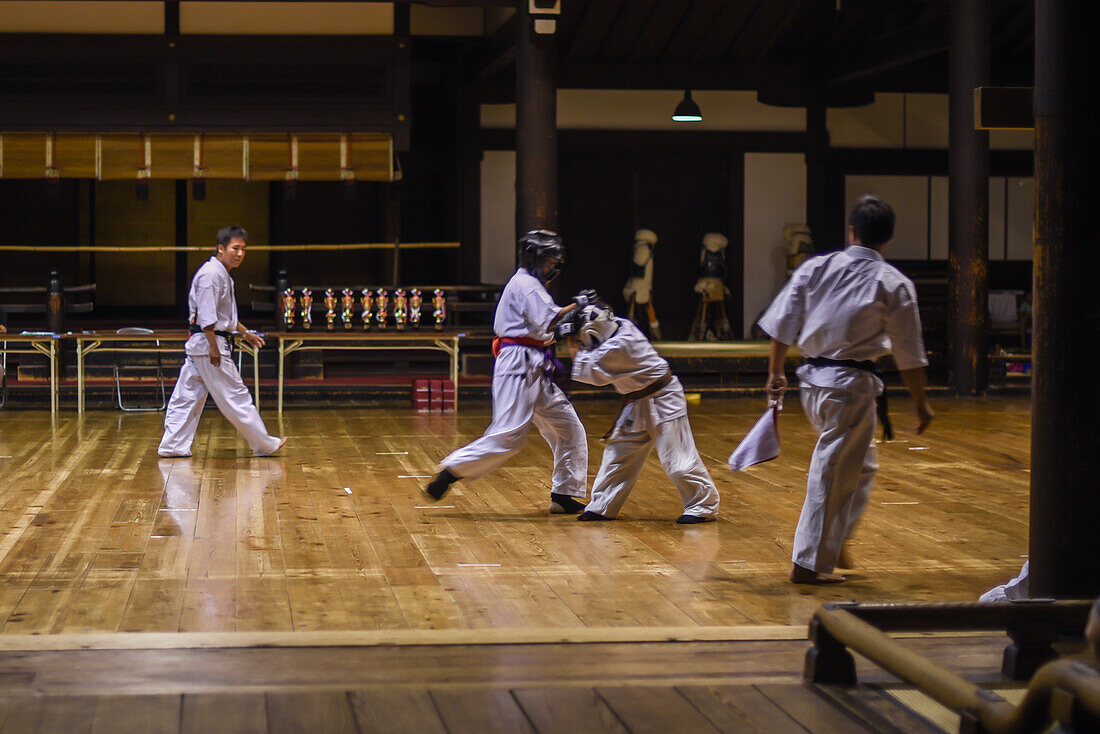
886,281,928,369
521,286,561,331
193,274,219,329
757,269,806,345
570,343,620,387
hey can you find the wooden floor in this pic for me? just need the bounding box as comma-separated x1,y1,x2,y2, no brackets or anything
0,396,1037,730
0,395,1030,634
1,631,1016,732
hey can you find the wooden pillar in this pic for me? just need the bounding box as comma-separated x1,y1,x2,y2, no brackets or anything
1029,0,1100,599
805,103,830,249
174,179,188,310
948,0,990,396
515,4,558,236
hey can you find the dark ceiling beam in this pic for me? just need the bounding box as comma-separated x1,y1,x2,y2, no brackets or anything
743,0,802,63
627,0,690,63
567,0,627,60
557,61,803,91
692,1,759,62
601,0,660,60
662,2,731,62
469,12,517,80
826,18,948,85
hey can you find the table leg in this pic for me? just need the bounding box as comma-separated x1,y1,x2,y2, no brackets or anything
278,339,285,415
252,346,261,410
51,342,58,414
77,343,84,414
451,336,459,413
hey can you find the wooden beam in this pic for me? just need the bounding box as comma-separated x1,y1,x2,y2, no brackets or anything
974,87,1033,130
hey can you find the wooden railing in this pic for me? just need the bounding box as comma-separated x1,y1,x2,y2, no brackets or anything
805,600,1098,733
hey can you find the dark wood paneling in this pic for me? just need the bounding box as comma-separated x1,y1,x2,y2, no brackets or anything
558,151,731,341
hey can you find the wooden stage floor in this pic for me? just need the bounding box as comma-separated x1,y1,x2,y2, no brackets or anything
0,395,1029,635
0,395,1035,730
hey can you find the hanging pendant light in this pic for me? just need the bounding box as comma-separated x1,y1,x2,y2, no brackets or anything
672,89,703,122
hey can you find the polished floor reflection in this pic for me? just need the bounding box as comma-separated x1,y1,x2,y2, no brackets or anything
0,396,1030,634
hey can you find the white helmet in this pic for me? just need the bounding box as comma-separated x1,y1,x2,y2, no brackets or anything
576,304,618,349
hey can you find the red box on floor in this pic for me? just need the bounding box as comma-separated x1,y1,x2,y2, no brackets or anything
441,378,455,413
413,378,431,412
429,379,444,412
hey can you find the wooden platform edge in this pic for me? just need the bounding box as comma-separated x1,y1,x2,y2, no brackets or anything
0,626,1002,653
0,625,810,652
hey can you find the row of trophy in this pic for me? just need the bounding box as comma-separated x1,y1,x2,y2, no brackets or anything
281,288,447,331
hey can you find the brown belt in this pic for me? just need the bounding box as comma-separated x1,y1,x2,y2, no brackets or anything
603,371,673,440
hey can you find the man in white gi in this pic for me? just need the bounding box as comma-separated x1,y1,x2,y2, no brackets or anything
759,195,933,584
159,225,286,458
568,303,719,524
425,230,588,514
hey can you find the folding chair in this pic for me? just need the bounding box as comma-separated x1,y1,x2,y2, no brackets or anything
114,327,166,411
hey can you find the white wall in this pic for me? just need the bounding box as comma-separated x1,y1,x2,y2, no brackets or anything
829,92,1033,151
743,153,806,337
482,90,805,131
0,1,164,32
846,176,930,259
479,150,516,285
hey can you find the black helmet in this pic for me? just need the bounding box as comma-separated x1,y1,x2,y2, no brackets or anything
518,229,565,283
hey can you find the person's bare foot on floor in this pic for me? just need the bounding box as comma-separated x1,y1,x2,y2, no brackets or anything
789,563,846,584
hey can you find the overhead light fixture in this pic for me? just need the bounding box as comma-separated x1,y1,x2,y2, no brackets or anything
672,90,703,122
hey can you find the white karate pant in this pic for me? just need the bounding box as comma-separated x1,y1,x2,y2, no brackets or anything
587,415,719,519
441,370,587,497
159,352,281,457
793,383,878,573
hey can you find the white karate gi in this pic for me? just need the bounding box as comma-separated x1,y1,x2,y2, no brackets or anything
572,319,719,519
440,268,587,497
759,245,927,573
159,257,282,457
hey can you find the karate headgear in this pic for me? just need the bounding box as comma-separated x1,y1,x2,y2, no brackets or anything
518,229,565,283
576,304,618,349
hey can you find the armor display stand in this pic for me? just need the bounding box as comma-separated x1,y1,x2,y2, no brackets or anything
689,233,732,341
622,229,663,340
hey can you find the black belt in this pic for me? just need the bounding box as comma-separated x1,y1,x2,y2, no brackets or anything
189,324,235,352
805,356,893,441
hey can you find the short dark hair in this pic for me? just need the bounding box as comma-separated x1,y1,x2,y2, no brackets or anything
216,225,248,248
848,195,895,247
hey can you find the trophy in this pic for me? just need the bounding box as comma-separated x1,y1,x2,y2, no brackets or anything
360,288,373,331
408,288,423,330
282,288,296,329
393,289,407,330
324,288,337,330
341,288,355,330
432,289,446,330
300,288,313,330
375,289,389,330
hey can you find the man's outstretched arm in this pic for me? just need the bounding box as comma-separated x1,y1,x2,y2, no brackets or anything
899,366,934,434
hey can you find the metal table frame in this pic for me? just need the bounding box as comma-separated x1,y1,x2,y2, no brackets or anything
276,331,461,414
73,331,261,413
0,334,61,413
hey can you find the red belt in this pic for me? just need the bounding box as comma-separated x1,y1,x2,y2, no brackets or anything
492,336,551,357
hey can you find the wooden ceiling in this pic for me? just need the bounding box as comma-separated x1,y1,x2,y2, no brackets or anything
470,0,1035,104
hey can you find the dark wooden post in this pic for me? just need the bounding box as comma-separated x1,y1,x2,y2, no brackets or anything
1030,0,1100,599
805,103,830,249
515,4,558,237
948,0,990,396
